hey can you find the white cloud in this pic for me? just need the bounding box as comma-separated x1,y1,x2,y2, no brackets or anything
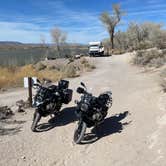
0,20,108,44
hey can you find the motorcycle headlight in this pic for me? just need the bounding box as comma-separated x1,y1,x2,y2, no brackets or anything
80,103,89,112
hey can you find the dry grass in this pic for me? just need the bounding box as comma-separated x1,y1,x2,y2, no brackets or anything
0,65,61,88
0,57,95,89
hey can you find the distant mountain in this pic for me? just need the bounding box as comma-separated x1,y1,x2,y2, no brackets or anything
0,41,23,45
0,41,87,46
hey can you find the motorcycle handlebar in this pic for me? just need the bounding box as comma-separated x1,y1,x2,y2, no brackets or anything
33,83,42,89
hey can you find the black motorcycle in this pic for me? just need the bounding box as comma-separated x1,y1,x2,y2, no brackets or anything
74,82,112,144
31,79,73,132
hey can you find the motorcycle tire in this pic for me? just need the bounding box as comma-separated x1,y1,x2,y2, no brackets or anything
74,121,87,144
31,111,41,132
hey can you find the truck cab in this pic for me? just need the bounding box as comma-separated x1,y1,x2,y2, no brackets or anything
88,41,104,56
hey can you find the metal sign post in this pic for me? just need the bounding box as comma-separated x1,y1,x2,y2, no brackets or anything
28,77,32,107
24,77,37,108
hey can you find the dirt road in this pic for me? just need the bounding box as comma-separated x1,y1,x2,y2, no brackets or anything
0,53,166,166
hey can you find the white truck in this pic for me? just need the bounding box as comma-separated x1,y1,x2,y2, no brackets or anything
88,41,104,56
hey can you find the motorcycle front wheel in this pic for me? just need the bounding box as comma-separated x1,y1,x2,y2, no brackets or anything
74,121,87,144
31,111,41,132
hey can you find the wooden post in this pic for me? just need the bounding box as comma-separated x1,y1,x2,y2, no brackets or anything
28,77,32,107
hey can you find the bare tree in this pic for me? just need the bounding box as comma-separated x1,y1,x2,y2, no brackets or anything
51,27,67,57
40,34,49,60
40,34,46,46
100,4,124,51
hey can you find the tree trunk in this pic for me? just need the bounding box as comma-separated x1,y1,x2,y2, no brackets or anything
110,29,115,53
57,45,61,57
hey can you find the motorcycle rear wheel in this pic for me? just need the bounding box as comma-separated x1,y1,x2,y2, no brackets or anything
74,121,87,144
31,111,41,132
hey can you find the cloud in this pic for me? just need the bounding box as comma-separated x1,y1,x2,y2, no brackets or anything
0,0,165,43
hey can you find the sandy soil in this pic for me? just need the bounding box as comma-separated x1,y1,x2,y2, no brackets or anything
0,53,166,166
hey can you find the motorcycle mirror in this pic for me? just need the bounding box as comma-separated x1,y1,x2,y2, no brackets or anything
37,79,41,83
77,87,85,94
80,82,86,87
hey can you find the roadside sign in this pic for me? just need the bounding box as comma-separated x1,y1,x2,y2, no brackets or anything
24,77,37,88
24,77,29,88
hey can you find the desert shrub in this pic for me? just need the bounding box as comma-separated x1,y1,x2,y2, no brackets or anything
133,49,166,67
105,22,166,52
61,64,79,78
47,65,56,70
137,41,153,50
35,62,47,71
149,57,166,68
160,69,166,92
80,58,89,64
161,80,166,92
80,57,96,69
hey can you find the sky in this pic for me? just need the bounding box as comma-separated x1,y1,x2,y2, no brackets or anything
0,0,166,44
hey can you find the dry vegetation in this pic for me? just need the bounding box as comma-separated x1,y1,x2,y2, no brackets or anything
132,49,166,92
103,22,166,54
133,49,166,67
0,57,95,89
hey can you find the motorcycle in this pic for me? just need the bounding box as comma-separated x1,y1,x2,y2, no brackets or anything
74,82,112,144
31,79,73,132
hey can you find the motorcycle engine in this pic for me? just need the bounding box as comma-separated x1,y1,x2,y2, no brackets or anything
46,103,55,111
92,112,103,121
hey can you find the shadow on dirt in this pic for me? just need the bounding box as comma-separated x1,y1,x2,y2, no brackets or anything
35,106,77,132
0,120,26,136
81,111,131,144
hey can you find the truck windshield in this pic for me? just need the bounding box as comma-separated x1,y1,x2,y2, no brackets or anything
90,45,99,47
